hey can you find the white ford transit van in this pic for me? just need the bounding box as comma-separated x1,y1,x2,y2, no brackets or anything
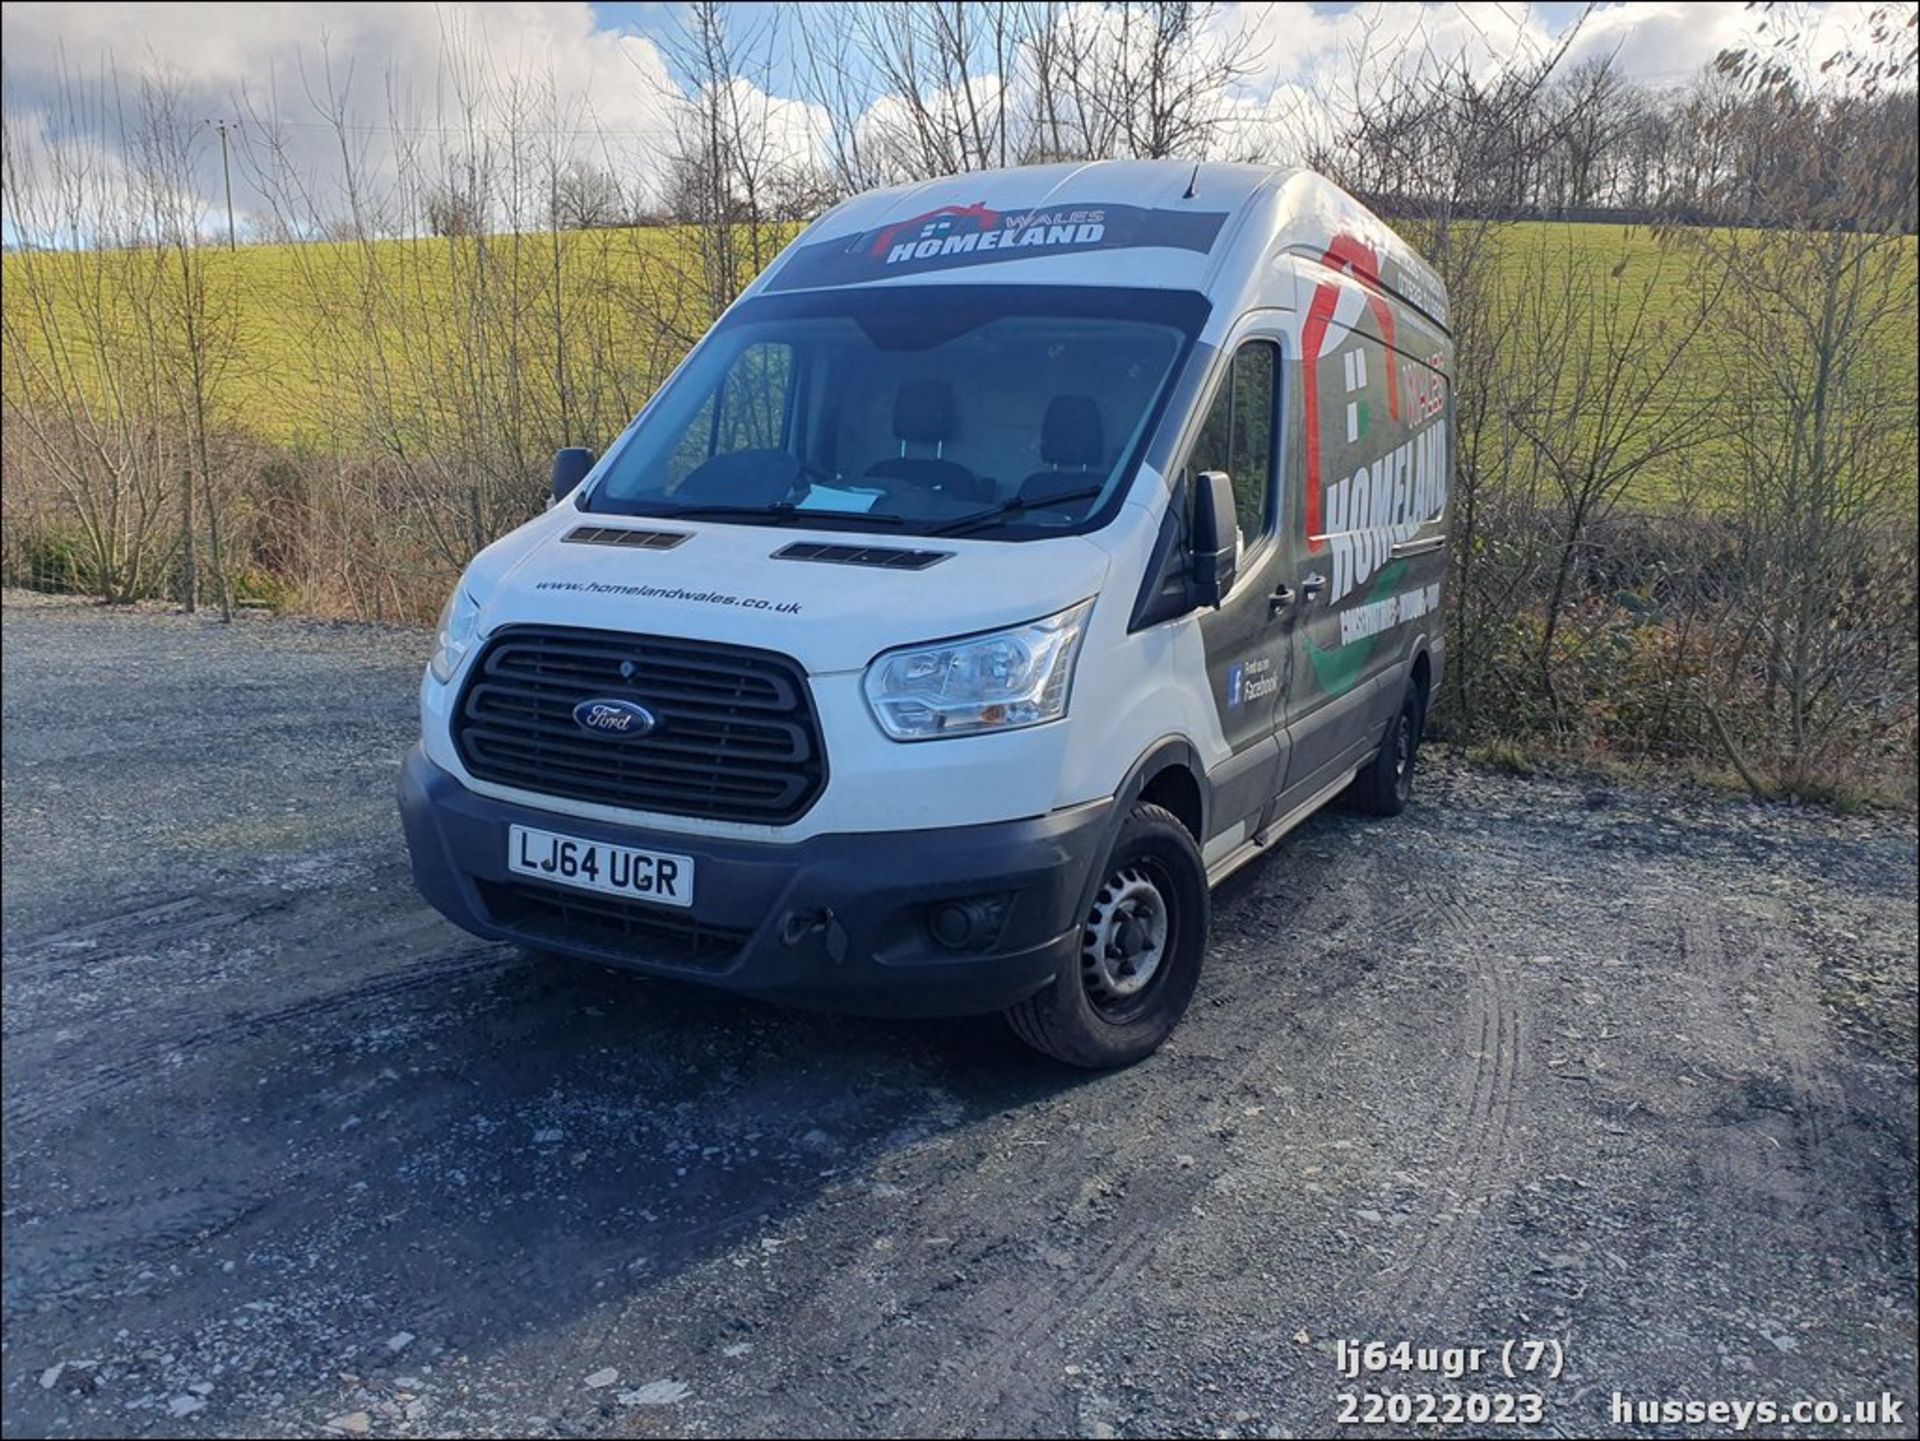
402,160,1451,1067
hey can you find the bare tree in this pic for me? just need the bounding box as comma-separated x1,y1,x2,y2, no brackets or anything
2,67,180,603
1307,6,1596,727
1078,1,1270,161
424,168,487,238
839,2,1053,177
549,160,631,231
646,1,814,316
1667,2,1919,795
238,27,671,602
1544,56,1646,212
126,78,246,618
1501,233,1723,725
791,1,1269,184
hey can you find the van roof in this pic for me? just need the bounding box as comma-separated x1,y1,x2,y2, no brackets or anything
755,159,1448,332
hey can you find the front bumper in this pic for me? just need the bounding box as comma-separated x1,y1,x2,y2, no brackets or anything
399,748,1109,1017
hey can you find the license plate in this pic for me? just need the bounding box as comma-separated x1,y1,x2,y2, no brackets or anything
507,824,695,908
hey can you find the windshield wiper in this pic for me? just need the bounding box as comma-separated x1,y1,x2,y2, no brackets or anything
631,501,905,528
929,484,1107,537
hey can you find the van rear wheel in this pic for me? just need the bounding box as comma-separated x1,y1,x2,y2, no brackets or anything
1004,803,1209,1069
1349,687,1422,816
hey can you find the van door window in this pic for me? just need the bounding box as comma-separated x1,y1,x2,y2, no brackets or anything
1185,341,1277,546
663,341,795,490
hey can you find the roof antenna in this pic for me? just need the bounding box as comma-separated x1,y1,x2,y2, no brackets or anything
1182,161,1200,199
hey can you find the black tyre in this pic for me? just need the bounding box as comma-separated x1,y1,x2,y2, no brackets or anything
1349,687,1422,816
1004,802,1210,1069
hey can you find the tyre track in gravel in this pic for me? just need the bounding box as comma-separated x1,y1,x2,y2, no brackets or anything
1683,891,1890,1270
750,823,1518,1434
3,886,296,966
932,823,1534,1422
935,833,1418,1424
720,820,1536,1437
1334,833,1531,1338
1763,900,1882,1260
689,833,1393,1435
1376,947,1525,1328
2,939,511,1129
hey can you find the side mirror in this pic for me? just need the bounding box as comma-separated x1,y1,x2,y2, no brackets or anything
1190,470,1240,609
550,447,594,504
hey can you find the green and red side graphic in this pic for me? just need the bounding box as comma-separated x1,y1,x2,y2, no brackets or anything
1300,235,1401,552
1304,559,1408,695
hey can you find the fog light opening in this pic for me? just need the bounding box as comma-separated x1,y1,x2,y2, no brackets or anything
927,894,1012,951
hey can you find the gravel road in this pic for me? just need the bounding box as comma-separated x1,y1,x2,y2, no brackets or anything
3,592,1916,1439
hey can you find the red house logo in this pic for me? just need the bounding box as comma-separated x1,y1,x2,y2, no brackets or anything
868,203,1002,259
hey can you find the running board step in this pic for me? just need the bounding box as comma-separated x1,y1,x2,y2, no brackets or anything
1205,764,1363,888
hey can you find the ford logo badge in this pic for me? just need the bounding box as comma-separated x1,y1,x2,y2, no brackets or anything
572,698,657,738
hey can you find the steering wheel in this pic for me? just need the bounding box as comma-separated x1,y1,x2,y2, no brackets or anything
677,449,838,505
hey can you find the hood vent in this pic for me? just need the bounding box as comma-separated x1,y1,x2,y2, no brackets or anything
773,541,950,571
564,525,690,551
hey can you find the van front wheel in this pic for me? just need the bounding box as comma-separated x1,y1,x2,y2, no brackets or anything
1005,803,1210,1069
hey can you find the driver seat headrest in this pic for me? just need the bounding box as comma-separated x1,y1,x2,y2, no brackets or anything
893,380,956,447
1040,395,1103,469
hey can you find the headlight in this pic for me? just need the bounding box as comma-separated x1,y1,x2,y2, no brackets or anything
863,600,1093,741
428,586,483,684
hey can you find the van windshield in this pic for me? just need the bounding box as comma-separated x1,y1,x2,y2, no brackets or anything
586,286,1208,539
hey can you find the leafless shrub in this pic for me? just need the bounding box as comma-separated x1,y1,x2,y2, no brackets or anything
1655,2,1920,797
234,27,693,574
2,69,202,604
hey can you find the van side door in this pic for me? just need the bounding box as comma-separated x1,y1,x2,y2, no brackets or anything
1278,265,1452,810
1179,331,1294,844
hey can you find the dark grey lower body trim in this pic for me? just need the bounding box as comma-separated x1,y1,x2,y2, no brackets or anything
400,748,1109,1018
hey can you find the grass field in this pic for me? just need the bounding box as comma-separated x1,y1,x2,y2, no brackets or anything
4,218,1915,498
4,223,743,450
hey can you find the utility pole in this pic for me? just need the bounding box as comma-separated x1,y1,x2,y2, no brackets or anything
206,118,238,250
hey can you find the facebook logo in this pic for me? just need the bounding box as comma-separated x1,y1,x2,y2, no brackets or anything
1227,662,1244,708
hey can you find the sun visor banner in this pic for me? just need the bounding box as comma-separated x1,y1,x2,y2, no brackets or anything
766,201,1233,291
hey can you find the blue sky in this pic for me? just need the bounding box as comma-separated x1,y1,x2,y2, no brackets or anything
586,2,1622,95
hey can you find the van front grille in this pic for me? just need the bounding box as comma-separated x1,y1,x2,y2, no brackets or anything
453,625,826,824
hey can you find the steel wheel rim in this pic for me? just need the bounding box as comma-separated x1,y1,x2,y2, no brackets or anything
1082,863,1173,1019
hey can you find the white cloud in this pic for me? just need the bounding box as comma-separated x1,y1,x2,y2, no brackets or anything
2,0,1899,239
1220,1,1553,97
1219,0,1888,99
1194,1,1895,167
701,75,832,178
1,1,690,235
1552,1,1885,85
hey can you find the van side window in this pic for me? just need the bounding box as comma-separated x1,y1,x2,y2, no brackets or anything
1185,341,1277,541
664,341,794,490
718,342,794,452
